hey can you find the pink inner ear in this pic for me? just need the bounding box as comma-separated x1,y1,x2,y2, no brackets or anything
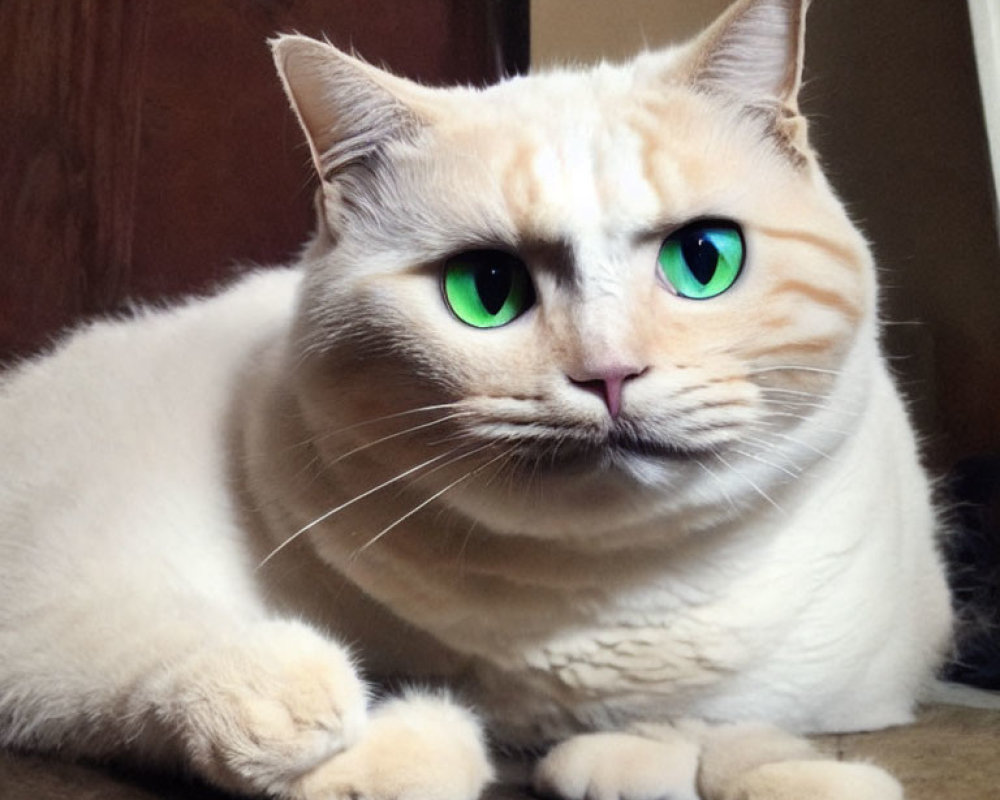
688,0,804,107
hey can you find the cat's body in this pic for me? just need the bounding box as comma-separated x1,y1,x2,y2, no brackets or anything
0,1,952,798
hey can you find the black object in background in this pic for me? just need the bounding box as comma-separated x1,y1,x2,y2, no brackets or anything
945,454,1000,690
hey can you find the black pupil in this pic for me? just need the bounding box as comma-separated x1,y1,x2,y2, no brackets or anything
475,265,513,315
681,233,720,286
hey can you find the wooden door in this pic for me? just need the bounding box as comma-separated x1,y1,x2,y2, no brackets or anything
0,0,528,364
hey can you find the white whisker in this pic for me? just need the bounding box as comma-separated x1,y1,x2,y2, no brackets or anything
746,431,834,461
730,447,801,479
712,450,785,514
453,519,480,574
282,405,471,493
426,428,485,448
257,448,464,569
695,458,740,513
758,396,856,415
760,411,852,436
749,364,842,377
325,412,473,466
313,403,464,444
760,387,828,400
356,446,515,555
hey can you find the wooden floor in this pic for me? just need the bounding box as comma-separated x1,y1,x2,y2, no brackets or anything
2,704,998,800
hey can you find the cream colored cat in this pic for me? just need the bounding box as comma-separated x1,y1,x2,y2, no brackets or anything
0,1,951,798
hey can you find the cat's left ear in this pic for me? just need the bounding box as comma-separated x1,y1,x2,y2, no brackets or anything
270,35,439,185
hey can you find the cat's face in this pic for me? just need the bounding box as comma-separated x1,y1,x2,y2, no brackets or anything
276,0,877,543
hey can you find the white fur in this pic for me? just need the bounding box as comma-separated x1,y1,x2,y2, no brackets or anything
0,2,950,798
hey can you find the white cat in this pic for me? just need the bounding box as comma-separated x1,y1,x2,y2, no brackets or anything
0,1,951,798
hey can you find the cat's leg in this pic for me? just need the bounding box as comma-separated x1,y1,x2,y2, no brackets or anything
533,721,902,800
143,619,491,800
139,618,368,794
533,725,701,800
693,721,903,800
293,692,493,800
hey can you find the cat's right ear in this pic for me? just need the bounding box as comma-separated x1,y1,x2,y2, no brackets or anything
663,0,812,161
270,35,434,185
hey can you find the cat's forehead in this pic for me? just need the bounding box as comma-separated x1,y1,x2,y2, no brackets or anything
429,64,786,245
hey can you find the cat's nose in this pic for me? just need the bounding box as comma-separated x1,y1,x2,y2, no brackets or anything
568,366,647,418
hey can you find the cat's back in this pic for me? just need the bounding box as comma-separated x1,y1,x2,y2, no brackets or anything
0,266,301,560
0,267,302,737
2,266,299,420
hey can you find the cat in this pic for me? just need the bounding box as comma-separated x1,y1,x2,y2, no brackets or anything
0,0,952,798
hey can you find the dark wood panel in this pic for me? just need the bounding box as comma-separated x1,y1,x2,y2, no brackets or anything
0,0,529,364
0,0,151,359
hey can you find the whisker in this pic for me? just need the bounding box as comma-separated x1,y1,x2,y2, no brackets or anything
256,447,465,569
454,519,480,574
758,397,856,415
491,446,527,495
712,450,785,514
325,412,473,466
695,458,741,514
356,446,516,555
749,364,843,377
310,403,465,445
744,432,834,461
392,440,496,492
281,405,471,494
426,429,486,448
760,411,852,436
730,447,802,479
759,387,829,400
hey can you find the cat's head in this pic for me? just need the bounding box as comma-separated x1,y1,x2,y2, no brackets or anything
272,0,877,544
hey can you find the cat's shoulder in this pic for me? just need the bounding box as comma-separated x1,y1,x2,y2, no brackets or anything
114,265,303,343
1,266,303,396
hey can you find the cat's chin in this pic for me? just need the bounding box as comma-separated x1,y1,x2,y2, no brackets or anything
450,449,725,545
458,421,765,541
515,434,712,480
460,430,720,527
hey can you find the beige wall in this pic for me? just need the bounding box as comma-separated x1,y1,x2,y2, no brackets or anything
531,0,730,65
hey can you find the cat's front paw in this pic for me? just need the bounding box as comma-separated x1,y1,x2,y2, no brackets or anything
534,729,700,800
293,693,493,800
713,760,903,800
153,619,367,795
695,721,903,800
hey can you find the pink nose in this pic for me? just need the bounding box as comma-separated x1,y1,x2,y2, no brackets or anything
568,366,647,418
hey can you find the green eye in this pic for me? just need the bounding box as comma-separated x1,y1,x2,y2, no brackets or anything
442,250,535,328
658,220,745,300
